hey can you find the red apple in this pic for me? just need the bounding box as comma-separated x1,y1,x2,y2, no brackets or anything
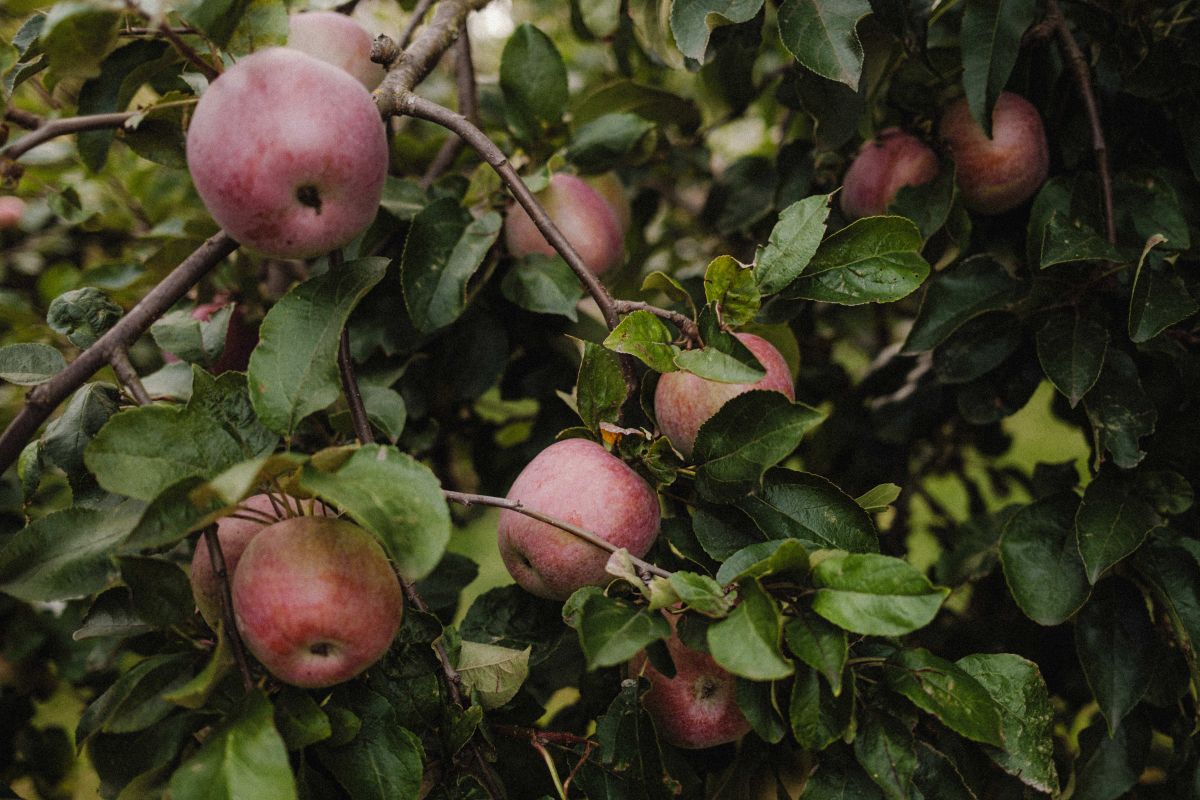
938,91,1049,214
0,196,25,229
231,515,403,688
840,128,939,219
630,621,750,749
287,11,386,90
654,333,795,459
190,493,328,628
497,438,660,600
186,48,389,259
504,173,628,276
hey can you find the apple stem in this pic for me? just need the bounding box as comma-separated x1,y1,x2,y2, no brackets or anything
443,490,674,581
202,524,256,692
108,347,151,406
0,231,239,475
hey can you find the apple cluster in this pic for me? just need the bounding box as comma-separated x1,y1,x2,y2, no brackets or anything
840,91,1049,218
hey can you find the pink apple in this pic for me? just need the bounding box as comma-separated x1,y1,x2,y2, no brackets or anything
654,333,795,459
287,11,386,90
840,128,939,219
232,516,403,688
186,48,389,259
630,621,750,749
504,173,628,276
938,91,1049,214
497,438,660,600
0,196,25,229
190,493,328,628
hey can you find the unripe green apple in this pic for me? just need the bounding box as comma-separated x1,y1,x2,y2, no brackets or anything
840,128,939,219
189,493,328,628
654,333,795,459
185,48,388,259
287,11,386,90
938,91,1049,214
630,622,750,749
497,438,660,600
504,173,629,276
232,516,403,688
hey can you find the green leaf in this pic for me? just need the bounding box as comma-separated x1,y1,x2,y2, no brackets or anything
226,0,288,55
1075,578,1155,736
42,382,119,486
0,502,142,602
777,0,871,89
567,113,657,170
707,579,793,680
854,710,916,800
576,341,627,433
1040,212,1122,268
298,444,450,582
41,2,119,80
903,256,1025,353
1128,249,1199,343
811,552,948,636
248,257,388,436
379,177,428,221
672,344,765,383
715,539,810,586
961,0,1038,135
884,648,1004,747
1073,713,1151,800
754,194,832,295
737,470,878,553
189,369,278,459
786,217,930,305
178,0,249,47
703,255,760,326
170,691,297,800
693,392,825,502
79,653,195,744
273,689,332,750
603,310,679,373
579,0,622,37
164,627,235,711
855,483,901,513
735,678,788,744
119,556,192,628
1036,311,1108,407
359,385,406,444
150,305,232,366
889,160,957,240
789,666,855,751
455,641,531,709
784,610,847,696
402,200,501,333
999,493,1091,625
47,287,123,349
931,312,1022,384
574,79,701,132
669,0,764,61
668,571,735,617
641,270,695,311
500,23,568,141
0,343,65,385
1076,469,1162,584
500,254,584,321
957,653,1059,795
566,588,670,669
84,405,244,501
1134,542,1200,694
1083,349,1156,469
315,685,424,800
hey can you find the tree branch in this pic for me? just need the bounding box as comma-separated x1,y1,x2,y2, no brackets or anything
203,524,256,692
1045,0,1116,245
0,232,238,474
0,112,137,162
397,0,439,51
109,347,151,405
443,489,673,580
3,108,42,131
421,32,478,189
374,0,492,98
613,300,701,345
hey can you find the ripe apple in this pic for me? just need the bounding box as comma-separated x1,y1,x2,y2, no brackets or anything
232,515,403,688
185,48,389,259
0,196,25,229
654,333,795,459
504,173,629,276
497,438,660,600
287,11,386,90
840,128,939,219
938,91,1049,214
630,621,750,749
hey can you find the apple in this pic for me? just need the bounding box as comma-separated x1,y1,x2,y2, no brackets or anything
497,438,660,600
840,128,939,219
504,173,629,276
190,493,327,628
654,333,795,459
231,515,403,688
630,621,750,749
0,196,25,229
287,11,386,91
938,91,1049,214
185,48,389,259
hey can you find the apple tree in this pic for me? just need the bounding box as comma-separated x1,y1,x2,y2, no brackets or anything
0,0,1198,797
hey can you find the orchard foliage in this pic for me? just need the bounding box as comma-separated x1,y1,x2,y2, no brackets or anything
0,0,1198,798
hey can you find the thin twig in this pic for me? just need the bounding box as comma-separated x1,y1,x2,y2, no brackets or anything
203,525,256,692
119,26,199,37
0,232,238,474
338,329,373,443
397,0,439,50
612,300,700,345
443,489,673,580
0,112,137,162
3,108,42,130
109,347,151,405
124,1,220,81
1045,0,1116,245
421,32,478,188
374,0,493,105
